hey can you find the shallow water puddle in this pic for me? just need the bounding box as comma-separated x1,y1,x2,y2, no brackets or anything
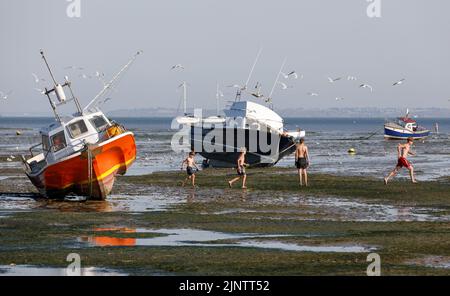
79,228,374,253
0,191,184,213
302,197,450,222
0,265,127,276
209,195,450,222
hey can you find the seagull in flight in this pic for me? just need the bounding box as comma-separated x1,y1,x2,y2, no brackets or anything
335,97,345,101
227,84,247,91
79,73,92,79
347,76,357,81
359,83,373,92
94,71,107,86
277,81,288,90
251,82,264,98
64,66,85,70
34,88,46,95
32,73,45,84
0,90,13,100
281,71,301,80
171,64,185,70
307,92,319,97
328,77,342,83
393,79,405,86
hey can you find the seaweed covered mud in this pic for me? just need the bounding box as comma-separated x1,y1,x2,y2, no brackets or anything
1,167,450,275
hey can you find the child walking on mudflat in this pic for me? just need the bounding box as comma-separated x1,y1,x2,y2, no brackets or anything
181,152,199,187
228,148,248,189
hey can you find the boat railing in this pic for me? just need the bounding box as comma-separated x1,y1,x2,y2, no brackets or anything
29,143,43,158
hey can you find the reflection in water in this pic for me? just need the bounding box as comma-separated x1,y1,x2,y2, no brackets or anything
186,189,195,204
0,265,127,276
1,190,449,223
79,227,374,253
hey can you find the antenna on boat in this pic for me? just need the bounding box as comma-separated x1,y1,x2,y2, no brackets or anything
83,50,143,113
267,57,287,109
39,50,83,121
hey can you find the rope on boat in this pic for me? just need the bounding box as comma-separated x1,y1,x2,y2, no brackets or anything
339,128,383,141
87,144,93,199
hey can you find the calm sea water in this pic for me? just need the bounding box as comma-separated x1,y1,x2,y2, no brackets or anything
1,117,449,180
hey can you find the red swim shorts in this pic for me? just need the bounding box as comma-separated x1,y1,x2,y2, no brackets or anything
397,157,411,169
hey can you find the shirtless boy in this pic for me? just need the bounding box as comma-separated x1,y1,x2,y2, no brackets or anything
228,148,248,189
181,152,199,187
295,138,310,187
384,137,417,184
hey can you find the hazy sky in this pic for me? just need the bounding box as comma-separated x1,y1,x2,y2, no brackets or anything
1,0,450,115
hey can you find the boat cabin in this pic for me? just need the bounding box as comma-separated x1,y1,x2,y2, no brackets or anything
41,111,111,163
397,117,418,132
26,111,112,173
223,101,284,134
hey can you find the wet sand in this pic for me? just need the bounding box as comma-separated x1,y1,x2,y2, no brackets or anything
1,167,450,275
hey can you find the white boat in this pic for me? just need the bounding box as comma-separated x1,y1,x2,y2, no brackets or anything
190,100,305,167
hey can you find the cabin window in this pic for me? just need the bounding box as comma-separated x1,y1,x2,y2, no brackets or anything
42,135,50,151
90,116,109,132
51,131,67,152
67,120,88,138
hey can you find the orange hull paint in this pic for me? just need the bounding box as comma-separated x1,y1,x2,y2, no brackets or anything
27,132,136,200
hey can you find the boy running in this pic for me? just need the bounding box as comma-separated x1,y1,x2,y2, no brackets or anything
228,148,248,189
384,137,418,184
295,138,310,187
181,152,199,187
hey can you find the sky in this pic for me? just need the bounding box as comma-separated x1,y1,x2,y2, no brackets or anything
0,0,450,115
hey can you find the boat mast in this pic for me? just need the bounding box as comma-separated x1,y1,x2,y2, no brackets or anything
40,50,83,122
216,83,220,116
267,57,287,109
235,47,263,102
178,81,188,115
244,47,263,90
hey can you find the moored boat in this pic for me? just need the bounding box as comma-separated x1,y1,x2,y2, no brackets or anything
384,110,430,140
190,100,305,167
22,50,141,200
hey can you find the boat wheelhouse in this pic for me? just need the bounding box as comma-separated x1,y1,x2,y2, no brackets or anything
22,50,140,200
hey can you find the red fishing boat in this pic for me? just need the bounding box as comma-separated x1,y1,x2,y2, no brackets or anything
22,50,141,200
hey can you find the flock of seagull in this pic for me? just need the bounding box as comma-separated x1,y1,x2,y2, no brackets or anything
0,64,444,106
169,62,411,104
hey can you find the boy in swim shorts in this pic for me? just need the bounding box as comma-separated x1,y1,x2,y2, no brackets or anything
295,138,310,187
228,148,248,189
384,137,417,184
181,152,199,187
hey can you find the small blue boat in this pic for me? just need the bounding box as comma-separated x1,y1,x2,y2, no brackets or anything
384,111,430,140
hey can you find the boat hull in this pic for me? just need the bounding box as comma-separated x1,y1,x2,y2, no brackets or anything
384,126,430,140
190,127,297,167
26,132,136,200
